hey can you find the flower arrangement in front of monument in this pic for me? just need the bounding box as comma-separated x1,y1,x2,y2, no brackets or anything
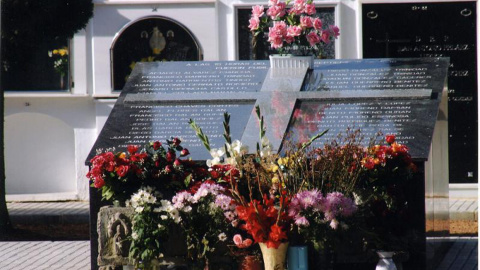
88,110,418,269
185,108,364,270
248,0,340,57
48,47,69,89
87,137,207,205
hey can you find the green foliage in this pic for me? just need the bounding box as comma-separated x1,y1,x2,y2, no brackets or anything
189,119,211,152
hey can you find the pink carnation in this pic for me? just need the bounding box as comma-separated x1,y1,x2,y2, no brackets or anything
287,25,302,37
267,2,286,19
251,5,265,17
268,0,279,6
306,31,321,46
313,18,323,30
233,234,243,245
329,25,340,38
248,16,260,31
321,30,331,44
304,3,316,15
300,16,313,28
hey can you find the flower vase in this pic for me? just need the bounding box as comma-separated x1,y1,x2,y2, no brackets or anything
288,246,309,270
376,251,397,270
259,242,289,270
238,255,262,270
269,55,314,69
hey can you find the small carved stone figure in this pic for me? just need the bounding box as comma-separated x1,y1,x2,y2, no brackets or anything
108,212,131,258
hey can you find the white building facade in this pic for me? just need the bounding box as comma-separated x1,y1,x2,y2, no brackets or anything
5,0,479,201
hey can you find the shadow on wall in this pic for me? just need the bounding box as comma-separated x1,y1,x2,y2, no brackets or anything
5,112,76,195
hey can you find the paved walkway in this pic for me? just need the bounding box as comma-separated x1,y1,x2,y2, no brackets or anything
0,238,476,270
0,241,90,270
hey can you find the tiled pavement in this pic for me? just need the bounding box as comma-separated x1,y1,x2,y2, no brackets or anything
0,241,90,270
1,201,477,269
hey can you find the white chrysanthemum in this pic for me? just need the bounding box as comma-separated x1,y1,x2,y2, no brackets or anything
207,147,225,167
218,233,227,242
160,215,168,220
132,232,139,240
183,205,192,213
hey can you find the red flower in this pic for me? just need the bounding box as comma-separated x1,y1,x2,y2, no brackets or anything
94,177,105,188
153,141,162,150
127,145,139,154
180,148,190,157
269,224,287,242
172,137,181,146
174,159,182,167
115,165,129,177
386,134,396,144
166,151,176,162
165,164,174,173
362,158,375,170
130,152,147,162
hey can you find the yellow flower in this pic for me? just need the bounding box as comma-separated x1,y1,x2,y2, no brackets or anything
271,164,279,173
129,61,137,71
119,152,126,159
271,175,279,184
53,49,59,55
58,49,68,56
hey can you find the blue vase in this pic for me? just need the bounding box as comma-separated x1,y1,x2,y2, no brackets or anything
288,246,309,270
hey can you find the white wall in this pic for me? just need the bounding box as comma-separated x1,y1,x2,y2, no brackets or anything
91,0,218,97
5,97,97,201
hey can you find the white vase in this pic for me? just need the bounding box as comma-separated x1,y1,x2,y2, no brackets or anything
376,251,397,270
269,55,314,69
259,242,289,270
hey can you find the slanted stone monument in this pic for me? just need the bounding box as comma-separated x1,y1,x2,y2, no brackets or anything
87,57,449,270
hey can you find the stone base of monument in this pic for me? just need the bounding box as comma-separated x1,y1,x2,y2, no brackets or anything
97,206,189,269
97,206,234,270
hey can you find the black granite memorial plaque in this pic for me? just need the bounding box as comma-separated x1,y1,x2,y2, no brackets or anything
88,61,269,162
237,7,336,60
362,2,477,183
287,58,448,160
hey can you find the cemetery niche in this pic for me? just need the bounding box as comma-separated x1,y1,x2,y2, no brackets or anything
111,17,202,91
87,57,449,270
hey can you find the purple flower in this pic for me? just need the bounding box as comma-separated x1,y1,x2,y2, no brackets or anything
294,216,310,227
215,194,234,211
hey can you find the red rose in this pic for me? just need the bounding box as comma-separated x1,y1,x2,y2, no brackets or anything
174,159,182,167
153,141,162,150
386,134,396,144
105,161,115,172
127,145,139,154
94,177,105,188
362,158,375,170
115,165,129,177
166,151,176,162
180,148,190,157
172,137,181,146
165,164,174,173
